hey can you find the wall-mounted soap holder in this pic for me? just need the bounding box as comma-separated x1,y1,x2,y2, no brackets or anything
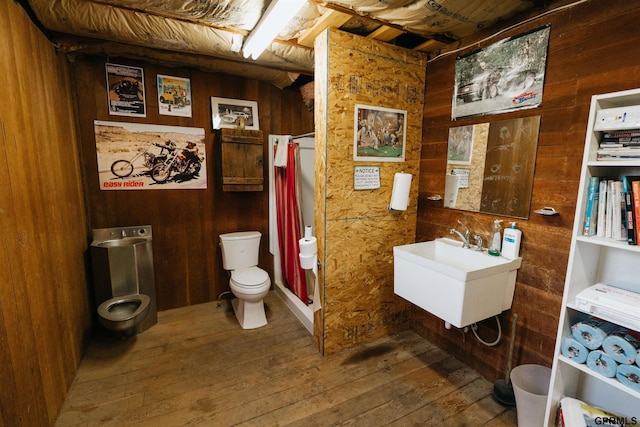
534,207,559,216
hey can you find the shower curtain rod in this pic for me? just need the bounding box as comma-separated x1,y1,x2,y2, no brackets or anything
291,131,315,139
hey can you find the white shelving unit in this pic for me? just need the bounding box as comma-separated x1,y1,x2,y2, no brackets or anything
544,88,640,424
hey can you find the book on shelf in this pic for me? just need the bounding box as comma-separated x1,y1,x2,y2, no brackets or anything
597,131,640,160
583,177,599,236
633,179,640,246
612,180,627,241
556,397,631,427
603,128,640,138
596,179,626,240
597,148,640,160
597,179,609,237
623,176,637,245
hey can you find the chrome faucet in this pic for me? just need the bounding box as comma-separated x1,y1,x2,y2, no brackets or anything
473,234,484,251
450,220,471,248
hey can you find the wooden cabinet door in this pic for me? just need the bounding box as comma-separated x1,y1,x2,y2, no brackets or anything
218,128,264,192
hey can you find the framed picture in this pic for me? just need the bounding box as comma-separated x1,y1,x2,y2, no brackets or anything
447,125,474,165
211,97,259,130
105,63,146,117
452,24,550,119
354,104,406,162
157,75,192,117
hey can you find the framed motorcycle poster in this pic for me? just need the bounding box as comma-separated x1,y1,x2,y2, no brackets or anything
105,63,146,117
93,121,207,190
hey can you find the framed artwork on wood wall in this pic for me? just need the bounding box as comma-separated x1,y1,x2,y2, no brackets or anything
452,24,551,119
211,97,259,130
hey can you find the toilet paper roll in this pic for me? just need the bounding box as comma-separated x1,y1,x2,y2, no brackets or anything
561,336,589,364
602,329,640,365
571,317,617,350
389,172,412,211
299,237,317,257
299,253,316,270
586,350,618,378
616,364,640,393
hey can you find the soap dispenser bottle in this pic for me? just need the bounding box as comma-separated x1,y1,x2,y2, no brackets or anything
502,222,522,259
488,219,503,256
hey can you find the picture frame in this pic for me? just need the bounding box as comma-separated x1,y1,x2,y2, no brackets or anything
452,24,550,119
157,75,192,117
447,125,474,165
354,104,406,162
105,63,146,117
211,97,259,130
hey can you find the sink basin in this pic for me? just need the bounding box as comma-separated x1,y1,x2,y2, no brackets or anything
393,237,521,328
95,237,149,247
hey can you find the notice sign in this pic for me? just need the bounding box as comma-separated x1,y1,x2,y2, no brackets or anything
354,166,380,190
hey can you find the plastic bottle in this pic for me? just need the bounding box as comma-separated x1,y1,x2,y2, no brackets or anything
502,222,522,259
488,219,503,256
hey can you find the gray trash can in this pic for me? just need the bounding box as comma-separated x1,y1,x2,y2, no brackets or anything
510,364,551,427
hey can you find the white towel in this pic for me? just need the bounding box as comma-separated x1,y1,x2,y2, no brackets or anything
274,136,289,167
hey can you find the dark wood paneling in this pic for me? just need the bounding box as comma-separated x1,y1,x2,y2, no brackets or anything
415,0,640,381
0,2,92,425
73,57,313,311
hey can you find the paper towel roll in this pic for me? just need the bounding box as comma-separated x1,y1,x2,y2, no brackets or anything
616,364,640,392
571,317,617,350
561,336,589,364
602,330,640,365
586,350,618,378
389,172,412,211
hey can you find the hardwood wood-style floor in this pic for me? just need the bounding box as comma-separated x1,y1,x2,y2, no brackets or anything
55,292,517,426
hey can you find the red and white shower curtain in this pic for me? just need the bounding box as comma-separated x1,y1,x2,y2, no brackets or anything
274,141,308,304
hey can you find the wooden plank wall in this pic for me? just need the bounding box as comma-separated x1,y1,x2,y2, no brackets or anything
414,0,640,381
0,2,91,425
73,57,313,311
315,29,426,355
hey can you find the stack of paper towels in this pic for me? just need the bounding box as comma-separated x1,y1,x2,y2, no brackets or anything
561,316,640,392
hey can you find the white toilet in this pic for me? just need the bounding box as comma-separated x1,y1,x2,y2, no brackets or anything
219,231,271,329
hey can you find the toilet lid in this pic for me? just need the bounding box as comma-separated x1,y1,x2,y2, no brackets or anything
231,267,269,286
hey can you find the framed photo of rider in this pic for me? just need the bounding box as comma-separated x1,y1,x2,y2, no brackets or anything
354,104,406,162
211,97,260,131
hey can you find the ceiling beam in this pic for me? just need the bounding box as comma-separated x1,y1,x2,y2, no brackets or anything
297,9,352,47
367,26,404,42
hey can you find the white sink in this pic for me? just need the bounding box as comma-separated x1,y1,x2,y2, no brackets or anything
393,238,521,328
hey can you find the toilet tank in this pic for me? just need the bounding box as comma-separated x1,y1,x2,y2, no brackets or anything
219,231,261,270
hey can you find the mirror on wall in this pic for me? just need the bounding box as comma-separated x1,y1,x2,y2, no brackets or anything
444,116,540,219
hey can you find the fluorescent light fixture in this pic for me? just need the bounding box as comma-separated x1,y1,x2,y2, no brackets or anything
242,0,307,60
230,34,243,53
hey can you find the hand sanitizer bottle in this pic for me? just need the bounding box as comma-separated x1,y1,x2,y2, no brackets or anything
502,222,522,259
488,219,503,256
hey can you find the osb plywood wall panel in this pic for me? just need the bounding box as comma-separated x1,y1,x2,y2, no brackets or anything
315,29,426,355
416,1,640,382
0,2,91,425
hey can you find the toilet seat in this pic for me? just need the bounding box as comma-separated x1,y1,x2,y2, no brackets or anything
230,267,269,288
98,293,150,331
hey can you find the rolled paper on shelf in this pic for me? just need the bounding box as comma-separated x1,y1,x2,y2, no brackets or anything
602,329,640,365
561,336,589,364
616,364,640,393
571,317,617,350
586,350,618,378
